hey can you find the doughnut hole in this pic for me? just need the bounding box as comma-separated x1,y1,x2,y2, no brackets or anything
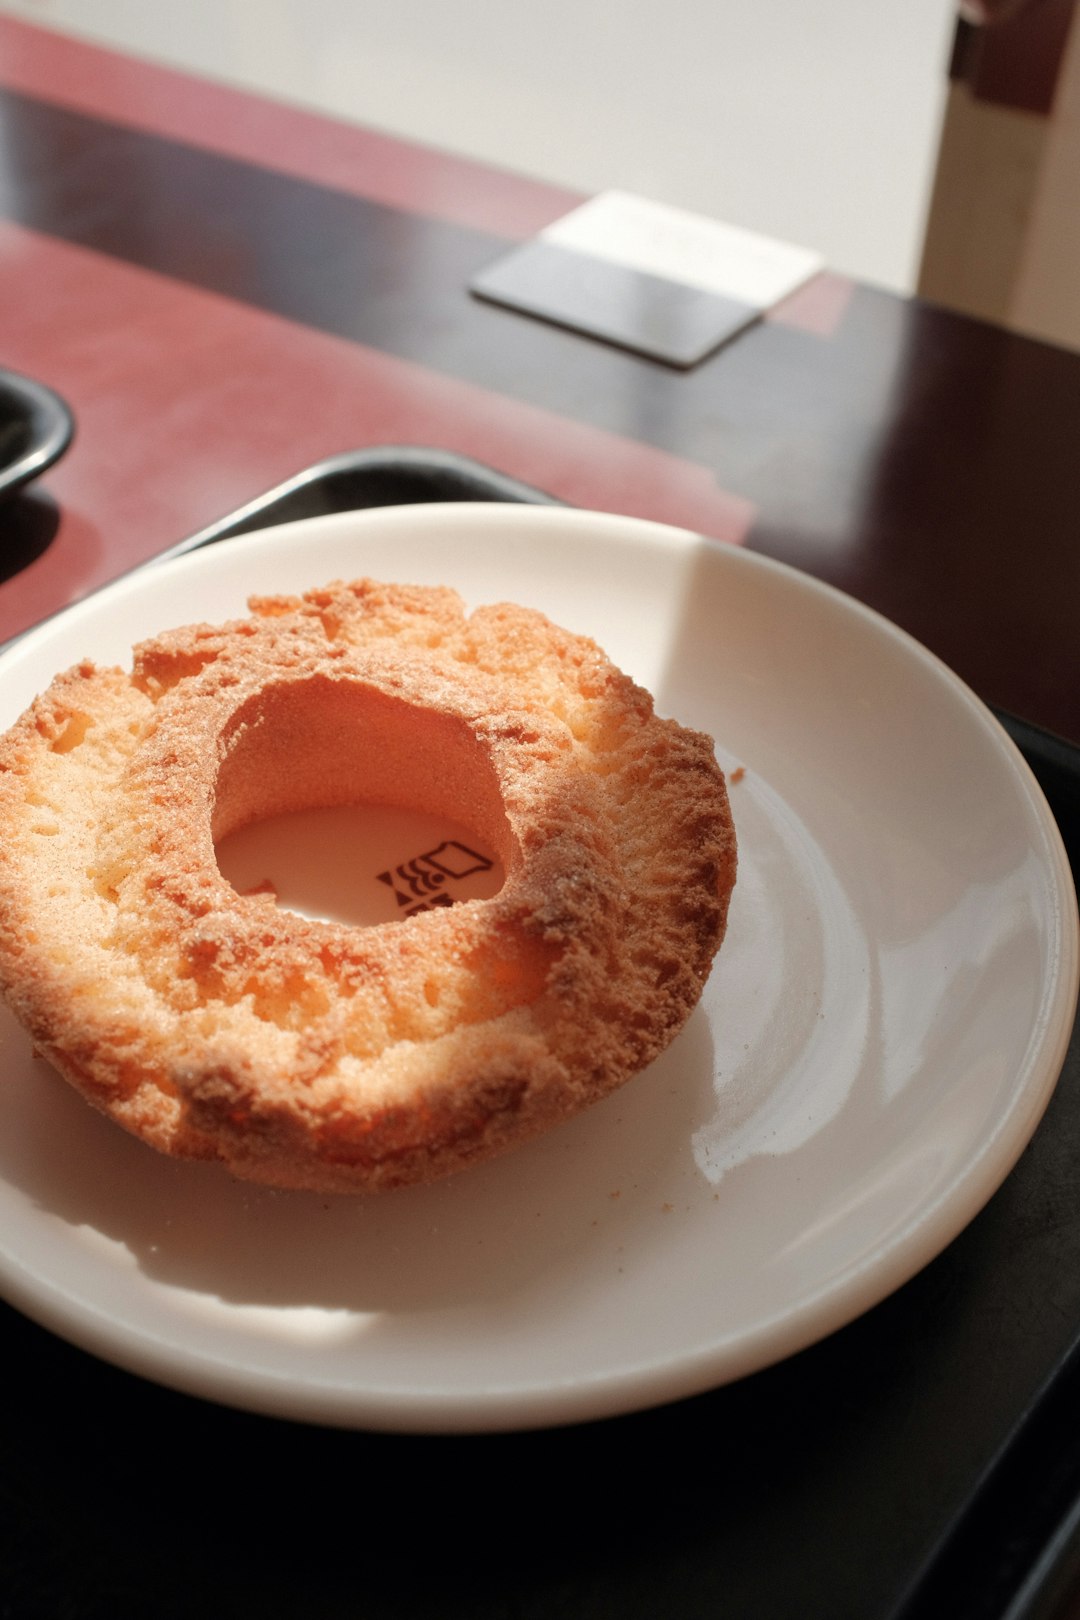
210,673,509,928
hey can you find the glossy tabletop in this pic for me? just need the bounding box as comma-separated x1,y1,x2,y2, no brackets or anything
2,16,1080,1620
2,17,1080,744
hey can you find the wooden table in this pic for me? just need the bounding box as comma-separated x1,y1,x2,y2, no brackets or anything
2,18,1080,1620
3,17,1080,742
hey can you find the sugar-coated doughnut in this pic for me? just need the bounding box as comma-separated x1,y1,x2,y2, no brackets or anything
0,579,736,1193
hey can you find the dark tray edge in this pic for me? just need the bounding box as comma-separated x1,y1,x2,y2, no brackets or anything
155,445,562,565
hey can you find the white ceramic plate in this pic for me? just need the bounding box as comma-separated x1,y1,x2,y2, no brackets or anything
0,505,1075,1433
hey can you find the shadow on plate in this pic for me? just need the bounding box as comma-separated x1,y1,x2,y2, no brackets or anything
0,1002,718,1318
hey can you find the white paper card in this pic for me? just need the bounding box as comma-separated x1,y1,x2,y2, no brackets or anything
541,190,824,310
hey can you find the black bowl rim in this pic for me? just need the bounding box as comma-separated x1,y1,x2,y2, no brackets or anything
0,369,75,498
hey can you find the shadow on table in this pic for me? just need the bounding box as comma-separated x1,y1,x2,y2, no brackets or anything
0,487,61,581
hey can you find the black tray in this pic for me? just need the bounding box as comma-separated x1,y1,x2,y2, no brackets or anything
157,444,560,561
2,448,1079,1620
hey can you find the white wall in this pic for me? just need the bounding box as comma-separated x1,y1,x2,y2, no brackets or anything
0,0,957,292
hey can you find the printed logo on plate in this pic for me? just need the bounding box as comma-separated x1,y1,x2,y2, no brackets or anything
376,840,495,917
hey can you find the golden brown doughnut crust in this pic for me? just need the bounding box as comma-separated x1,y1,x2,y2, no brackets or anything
0,579,736,1193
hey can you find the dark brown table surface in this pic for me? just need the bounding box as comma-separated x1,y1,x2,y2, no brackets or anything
2,17,1080,1620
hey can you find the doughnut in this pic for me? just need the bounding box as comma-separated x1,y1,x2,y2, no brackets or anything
0,579,736,1194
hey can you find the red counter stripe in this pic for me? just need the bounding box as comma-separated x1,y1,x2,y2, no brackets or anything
0,221,754,644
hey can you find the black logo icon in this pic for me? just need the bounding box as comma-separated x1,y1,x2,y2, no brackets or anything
376,841,494,917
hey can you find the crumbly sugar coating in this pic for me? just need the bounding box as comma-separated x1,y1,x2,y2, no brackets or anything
0,579,736,1193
